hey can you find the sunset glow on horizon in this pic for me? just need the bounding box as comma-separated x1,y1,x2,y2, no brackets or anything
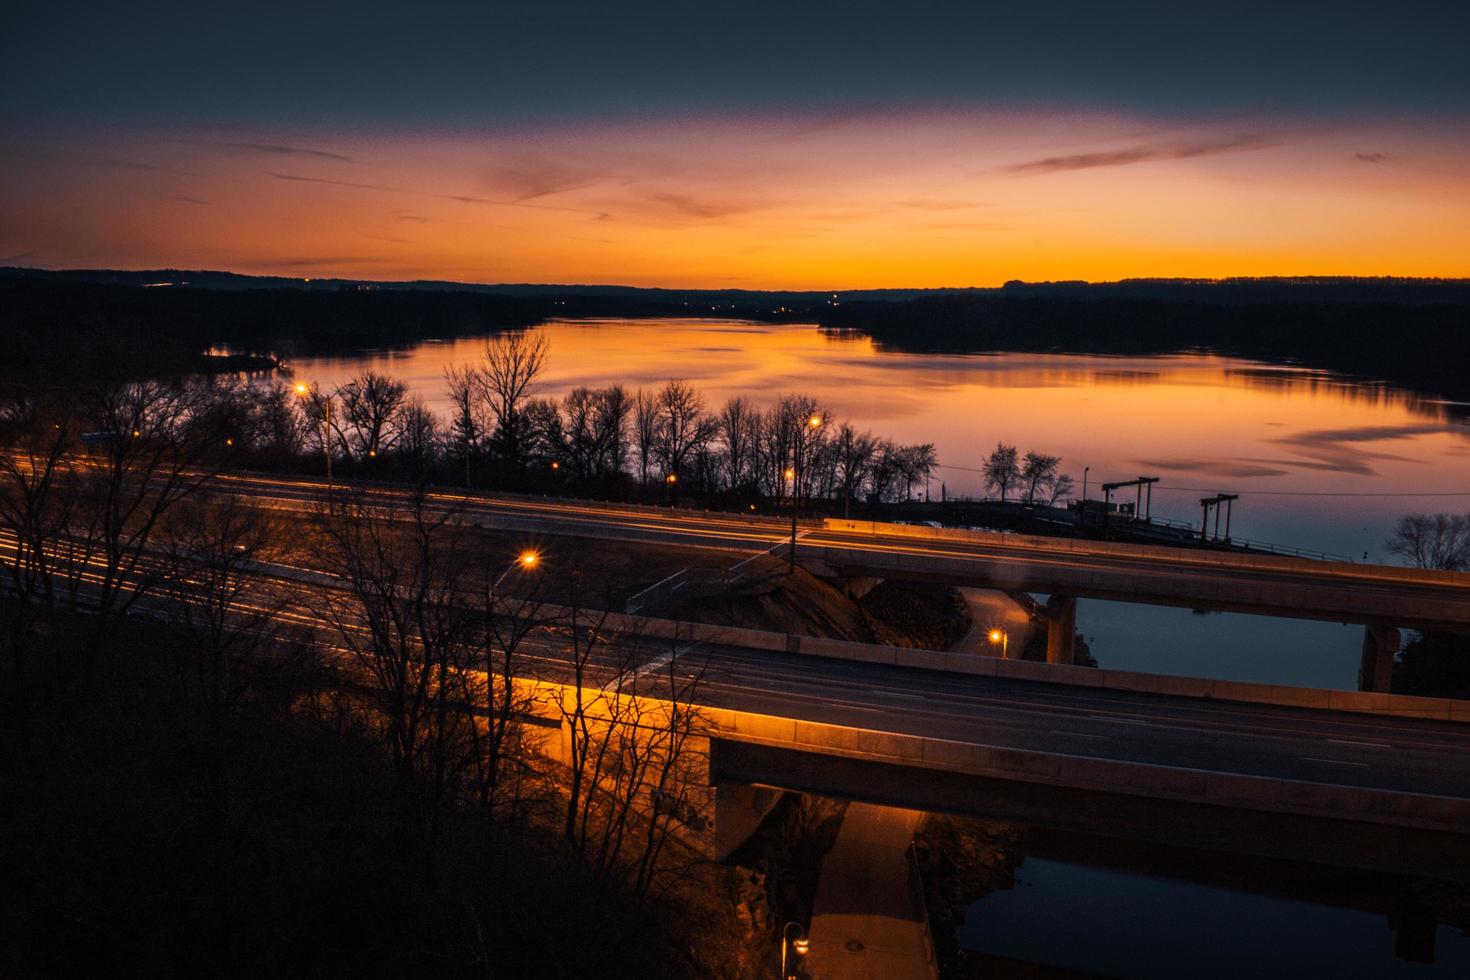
5,110,1469,288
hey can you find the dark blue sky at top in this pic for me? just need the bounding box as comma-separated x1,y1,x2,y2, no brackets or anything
4,0,1469,130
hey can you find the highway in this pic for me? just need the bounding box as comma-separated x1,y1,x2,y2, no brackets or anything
213,470,1470,630
684,641,1470,800
10,519,1470,839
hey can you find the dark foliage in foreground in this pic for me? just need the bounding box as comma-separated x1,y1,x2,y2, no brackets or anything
0,609,689,979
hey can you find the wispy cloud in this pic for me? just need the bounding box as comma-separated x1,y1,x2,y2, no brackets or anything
267,171,609,218
1001,135,1276,176
1354,151,1390,164
268,255,389,268
483,159,607,201
644,190,763,219
1,146,175,172
269,172,397,193
213,141,355,163
169,194,211,205
1136,458,1291,478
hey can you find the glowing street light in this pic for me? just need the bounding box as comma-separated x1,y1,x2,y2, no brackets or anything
781,922,809,979
294,381,333,486
988,626,1008,658
789,413,824,572
492,550,542,596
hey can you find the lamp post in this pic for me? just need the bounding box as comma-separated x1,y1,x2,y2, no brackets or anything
295,382,333,487
1080,465,1090,529
494,550,540,592
988,626,1008,658
781,921,809,979
789,414,823,572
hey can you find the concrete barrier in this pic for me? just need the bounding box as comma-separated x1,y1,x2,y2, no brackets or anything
501,599,1468,723
698,705,1470,834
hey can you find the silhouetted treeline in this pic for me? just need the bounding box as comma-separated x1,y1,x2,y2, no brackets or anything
819,294,1470,409
8,270,1470,410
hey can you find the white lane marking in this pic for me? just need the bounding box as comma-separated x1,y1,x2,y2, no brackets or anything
1300,757,1370,768
1051,730,1110,740
821,700,883,713
870,689,926,700
1326,738,1392,749
615,641,702,689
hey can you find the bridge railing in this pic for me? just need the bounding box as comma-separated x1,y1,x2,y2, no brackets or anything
625,539,791,616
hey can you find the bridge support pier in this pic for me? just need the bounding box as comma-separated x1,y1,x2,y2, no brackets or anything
839,575,884,600
1358,626,1401,693
713,782,783,861
1045,595,1077,665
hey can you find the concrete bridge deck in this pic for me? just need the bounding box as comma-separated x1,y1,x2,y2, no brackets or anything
217,472,1470,634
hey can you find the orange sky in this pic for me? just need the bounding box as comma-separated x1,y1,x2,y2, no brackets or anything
4,111,1469,287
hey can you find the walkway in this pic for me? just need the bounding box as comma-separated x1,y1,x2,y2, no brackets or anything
804,803,937,979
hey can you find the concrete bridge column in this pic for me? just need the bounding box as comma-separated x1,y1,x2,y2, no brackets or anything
713,782,783,861
1358,626,1401,694
1045,595,1077,665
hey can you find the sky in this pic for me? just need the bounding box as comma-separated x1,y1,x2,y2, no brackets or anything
3,0,1469,288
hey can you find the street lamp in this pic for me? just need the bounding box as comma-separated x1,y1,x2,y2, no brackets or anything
492,550,541,597
789,415,823,572
295,381,333,486
988,626,1008,658
781,922,809,979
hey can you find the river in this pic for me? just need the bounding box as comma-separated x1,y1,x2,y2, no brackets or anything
287,317,1470,974
284,316,1470,690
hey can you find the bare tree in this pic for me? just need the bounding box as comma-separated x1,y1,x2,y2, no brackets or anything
652,380,718,482
983,442,1020,503
159,493,296,721
443,363,484,487
1020,451,1061,505
1046,472,1075,507
335,371,408,462
833,423,876,517
460,556,548,828
632,388,659,487
562,387,602,486
555,605,708,904
0,382,78,745
593,385,630,485
477,332,549,473
1386,513,1470,571
315,488,475,834
719,397,757,493
395,396,441,476
59,377,237,679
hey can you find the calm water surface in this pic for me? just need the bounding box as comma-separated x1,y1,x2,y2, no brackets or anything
292,319,1470,973
287,317,1470,689
960,857,1470,978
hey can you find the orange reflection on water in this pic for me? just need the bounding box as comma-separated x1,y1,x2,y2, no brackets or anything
287,318,1470,501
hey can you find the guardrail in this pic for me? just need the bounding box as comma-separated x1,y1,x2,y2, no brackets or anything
906,840,941,978
905,499,1355,564
625,540,791,616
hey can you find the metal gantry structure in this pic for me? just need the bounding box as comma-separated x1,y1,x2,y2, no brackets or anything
1200,493,1240,543
1099,476,1160,525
